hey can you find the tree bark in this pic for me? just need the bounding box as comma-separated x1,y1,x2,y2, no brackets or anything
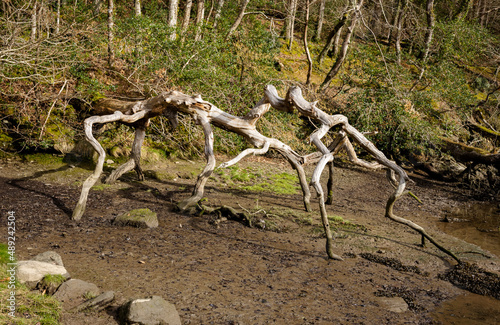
31,1,38,42
181,0,193,41
134,0,141,16
320,0,364,90
314,0,326,41
285,0,298,50
303,0,313,86
212,0,225,29
454,0,474,21
168,0,179,40
394,0,407,65
317,9,350,64
195,0,205,41
226,0,250,38
56,0,61,34
107,0,114,67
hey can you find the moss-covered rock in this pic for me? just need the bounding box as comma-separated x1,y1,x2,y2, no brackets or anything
114,208,158,228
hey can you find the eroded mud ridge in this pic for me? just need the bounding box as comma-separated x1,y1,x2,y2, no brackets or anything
360,253,426,275
374,285,449,312
439,262,500,300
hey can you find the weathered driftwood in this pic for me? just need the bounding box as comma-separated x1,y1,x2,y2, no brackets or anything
264,85,460,262
73,90,314,220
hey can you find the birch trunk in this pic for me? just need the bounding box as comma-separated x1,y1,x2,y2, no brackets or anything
181,0,193,41
226,0,250,38
168,0,179,40
134,0,141,16
107,0,114,67
320,0,364,90
314,0,326,41
195,0,205,41
317,9,350,64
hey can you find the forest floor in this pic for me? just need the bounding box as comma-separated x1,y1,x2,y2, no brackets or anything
0,154,499,324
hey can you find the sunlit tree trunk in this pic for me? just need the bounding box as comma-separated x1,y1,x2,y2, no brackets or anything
454,0,474,21
168,0,179,40
285,0,298,50
181,0,193,40
195,0,205,41
227,0,250,38
31,1,38,42
134,0,141,16
93,0,101,16
314,0,326,41
317,9,350,64
320,0,364,90
107,0,114,67
212,0,225,29
303,0,313,86
420,0,434,63
56,0,61,34
395,0,407,65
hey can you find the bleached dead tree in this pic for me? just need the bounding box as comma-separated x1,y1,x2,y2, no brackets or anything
73,86,460,263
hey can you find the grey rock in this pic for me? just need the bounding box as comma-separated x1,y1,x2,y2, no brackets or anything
70,291,115,313
17,260,70,287
114,208,158,228
119,295,181,325
32,251,64,266
53,279,100,310
375,296,409,313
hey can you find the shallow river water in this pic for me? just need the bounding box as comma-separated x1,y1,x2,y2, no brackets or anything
433,202,500,324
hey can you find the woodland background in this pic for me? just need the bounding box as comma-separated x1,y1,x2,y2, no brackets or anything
1,0,499,193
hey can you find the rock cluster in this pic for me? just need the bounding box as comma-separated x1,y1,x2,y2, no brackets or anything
17,251,181,324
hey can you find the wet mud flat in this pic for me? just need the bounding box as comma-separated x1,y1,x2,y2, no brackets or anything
0,156,499,324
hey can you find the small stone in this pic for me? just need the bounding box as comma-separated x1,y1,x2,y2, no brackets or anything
70,291,115,313
106,159,115,164
54,279,100,310
119,295,181,325
114,208,158,228
17,261,70,288
375,296,408,313
32,251,64,266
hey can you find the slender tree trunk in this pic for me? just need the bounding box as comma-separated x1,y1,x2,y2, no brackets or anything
56,0,60,34
454,0,474,21
395,0,407,65
314,0,326,41
420,0,434,63
31,1,38,42
181,0,193,39
134,0,141,16
107,0,114,67
168,0,179,40
317,9,350,64
285,0,298,50
93,0,101,16
303,0,313,86
212,0,225,29
320,0,364,90
226,0,250,38
195,0,205,41
388,0,401,46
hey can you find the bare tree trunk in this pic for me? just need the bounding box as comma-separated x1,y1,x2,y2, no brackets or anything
107,0,114,67
285,0,298,50
454,0,474,21
226,0,250,38
212,0,225,29
317,9,350,64
56,0,61,34
195,0,205,41
395,0,407,65
168,0,179,40
303,0,313,86
410,0,434,91
93,0,101,16
181,0,193,41
134,0,141,16
31,1,38,42
320,0,364,90
314,0,326,41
